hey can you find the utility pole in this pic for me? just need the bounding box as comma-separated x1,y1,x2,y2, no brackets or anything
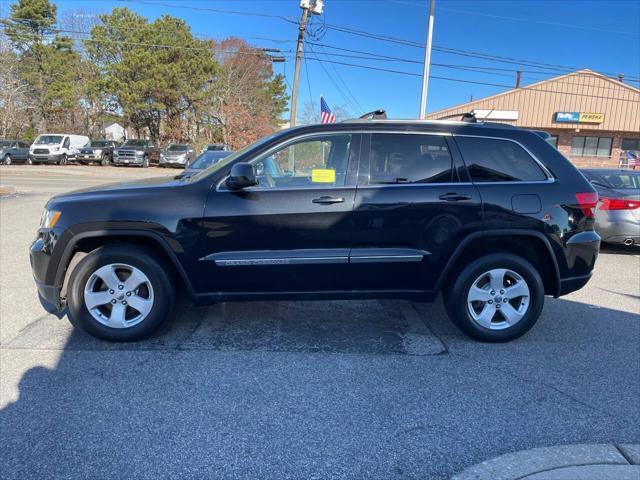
419,0,435,119
290,0,324,127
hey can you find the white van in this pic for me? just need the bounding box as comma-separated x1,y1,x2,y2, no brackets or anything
29,134,90,165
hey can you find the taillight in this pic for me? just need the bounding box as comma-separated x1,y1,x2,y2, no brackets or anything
575,192,598,218
600,197,640,210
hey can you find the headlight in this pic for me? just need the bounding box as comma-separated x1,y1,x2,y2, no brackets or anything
160,153,166,160
40,209,61,229
113,151,119,156
94,149,103,155
53,146,60,151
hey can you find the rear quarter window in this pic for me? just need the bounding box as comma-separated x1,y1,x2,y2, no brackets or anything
456,137,548,182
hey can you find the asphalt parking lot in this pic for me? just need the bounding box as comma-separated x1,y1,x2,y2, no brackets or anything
1,165,639,479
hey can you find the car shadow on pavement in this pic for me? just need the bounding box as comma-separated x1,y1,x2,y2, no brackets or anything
1,296,638,480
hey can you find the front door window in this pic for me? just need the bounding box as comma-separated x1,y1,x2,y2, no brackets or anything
251,134,354,189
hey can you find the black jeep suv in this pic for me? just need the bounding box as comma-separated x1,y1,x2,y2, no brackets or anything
30,118,600,342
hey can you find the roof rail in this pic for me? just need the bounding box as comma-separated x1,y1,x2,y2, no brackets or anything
435,112,477,123
358,109,388,120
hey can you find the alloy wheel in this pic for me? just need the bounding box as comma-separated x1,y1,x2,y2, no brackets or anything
3,155,11,165
83,263,155,329
466,268,530,330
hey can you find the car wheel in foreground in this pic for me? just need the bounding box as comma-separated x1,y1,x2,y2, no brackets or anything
67,245,175,341
100,154,109,166
59,154,68,166
3,155,11,165
444,253,544,342
26,157,33,165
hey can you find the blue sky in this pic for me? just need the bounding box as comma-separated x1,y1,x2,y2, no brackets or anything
12,0,640,119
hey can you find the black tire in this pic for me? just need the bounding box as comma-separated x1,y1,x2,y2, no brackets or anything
59,154,68,166
67,245,176,342
142,155,149,168
3,154,11,165
444,253,544,342
26,157,33,165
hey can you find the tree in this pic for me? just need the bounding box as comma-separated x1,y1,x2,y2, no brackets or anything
211,38,289,149
86,8,219,142
0,37,31,138
2,0,82,131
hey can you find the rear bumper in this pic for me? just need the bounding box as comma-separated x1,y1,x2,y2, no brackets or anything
557,231,600,296
558,273,592,296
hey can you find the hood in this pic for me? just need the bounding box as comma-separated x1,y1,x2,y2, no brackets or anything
48,175,185,204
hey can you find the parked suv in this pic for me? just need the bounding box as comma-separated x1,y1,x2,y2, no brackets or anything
112,139,160,167
1,140,31,165
159,143,196,168
77,140,119,166
30,118,600,342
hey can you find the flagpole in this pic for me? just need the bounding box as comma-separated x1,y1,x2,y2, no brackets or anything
419,0,435,119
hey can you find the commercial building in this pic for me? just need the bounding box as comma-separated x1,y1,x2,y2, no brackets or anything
427,69,639,168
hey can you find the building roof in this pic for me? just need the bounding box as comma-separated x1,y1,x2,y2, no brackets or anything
427,69,640,132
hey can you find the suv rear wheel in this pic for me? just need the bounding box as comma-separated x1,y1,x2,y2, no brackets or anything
67,245,175,341
444,253,544,342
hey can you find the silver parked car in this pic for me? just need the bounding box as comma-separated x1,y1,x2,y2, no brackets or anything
159,144,196,168
581,169,640,246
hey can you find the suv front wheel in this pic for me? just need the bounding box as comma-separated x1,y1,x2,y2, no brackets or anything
445,253,544,342
67,245,175,341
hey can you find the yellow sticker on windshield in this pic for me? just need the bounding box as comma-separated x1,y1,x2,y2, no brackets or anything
311,168,336,183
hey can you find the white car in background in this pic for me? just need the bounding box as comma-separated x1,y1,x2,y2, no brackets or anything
29,134,90,165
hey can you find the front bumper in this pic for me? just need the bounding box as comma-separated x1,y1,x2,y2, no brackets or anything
30,153,61,163
30,233,65,314
77,153,101,162
113,155,144,165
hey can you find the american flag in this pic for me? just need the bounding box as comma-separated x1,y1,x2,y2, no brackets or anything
320,96,336,124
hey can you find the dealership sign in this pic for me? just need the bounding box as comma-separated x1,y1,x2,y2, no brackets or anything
555,112,605,123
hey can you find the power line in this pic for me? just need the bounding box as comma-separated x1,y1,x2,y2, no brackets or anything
308,43,362,114
322,22,640,81
2,19,638,102
315,44,364,114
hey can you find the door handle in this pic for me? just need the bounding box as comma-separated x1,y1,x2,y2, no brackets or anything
312,196,345,205
439,193,472,201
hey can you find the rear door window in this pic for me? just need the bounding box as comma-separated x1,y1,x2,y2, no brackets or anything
456,137,548,182
369,133,454,184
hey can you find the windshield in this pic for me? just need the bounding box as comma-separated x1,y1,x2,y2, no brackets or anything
122,140,147,147
600,173,640,190
167,144,188,152
206,144,226,151
89,141,110,147
189,151,233,170
34,135,63,145
192,133,279,181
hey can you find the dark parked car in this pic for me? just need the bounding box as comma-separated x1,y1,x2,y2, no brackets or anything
204,143,229,152
112,139,161,167
180,150,233,176
581,169,640,246
31,117,600,342
0,140,31,165
159,144,196,168
77,140,119,166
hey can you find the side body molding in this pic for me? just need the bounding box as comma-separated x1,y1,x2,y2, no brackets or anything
202,248,431,266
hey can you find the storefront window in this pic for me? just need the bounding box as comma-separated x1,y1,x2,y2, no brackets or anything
571,136,612,157
622,138,640,153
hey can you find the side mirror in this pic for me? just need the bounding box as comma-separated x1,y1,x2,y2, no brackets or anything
226,162,256,190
